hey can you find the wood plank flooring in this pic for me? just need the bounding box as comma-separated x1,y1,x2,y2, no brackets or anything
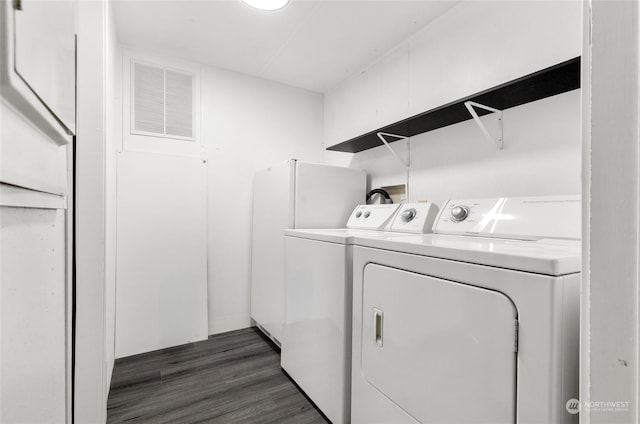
107,327,330,424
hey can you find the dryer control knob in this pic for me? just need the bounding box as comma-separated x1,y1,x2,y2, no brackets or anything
363,211,371,218
450,206,469,222
401,208,417,222
355,211,362,218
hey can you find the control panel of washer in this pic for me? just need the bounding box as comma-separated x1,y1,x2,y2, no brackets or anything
389,202,439,233
347,204,401,230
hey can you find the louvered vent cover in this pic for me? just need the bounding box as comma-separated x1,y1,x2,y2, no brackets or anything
132,62,194,139
165,70,193,138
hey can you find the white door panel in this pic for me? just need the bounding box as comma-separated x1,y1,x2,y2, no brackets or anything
362,264,517,424
115,151,208,358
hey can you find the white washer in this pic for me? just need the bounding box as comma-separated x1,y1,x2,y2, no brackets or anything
282,202,439,424
351,196,581,424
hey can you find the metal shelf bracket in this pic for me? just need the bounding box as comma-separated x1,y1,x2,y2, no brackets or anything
464,101,503,149
377,132,411,201
377,132,410,167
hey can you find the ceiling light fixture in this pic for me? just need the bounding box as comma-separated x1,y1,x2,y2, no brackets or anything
242,0,290,11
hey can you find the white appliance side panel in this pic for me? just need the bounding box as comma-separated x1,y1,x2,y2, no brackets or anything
115,151,208,358
250,160,294,342
281,236,351,424
294,162,365,229
361,264,517,424
1,207,67,423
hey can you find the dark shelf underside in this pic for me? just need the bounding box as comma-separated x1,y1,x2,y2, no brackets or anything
327,56,581,153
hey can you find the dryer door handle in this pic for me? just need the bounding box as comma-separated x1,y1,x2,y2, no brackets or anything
373,307,384,348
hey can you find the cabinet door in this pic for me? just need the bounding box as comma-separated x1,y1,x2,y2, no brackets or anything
1,206,68,423
13,0,76,133
362,264,517,424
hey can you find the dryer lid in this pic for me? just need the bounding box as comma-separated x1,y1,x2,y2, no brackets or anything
353,234,581,276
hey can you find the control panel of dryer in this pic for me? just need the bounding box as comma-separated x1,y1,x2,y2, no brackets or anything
433,195,581,240
347,204,400,230
389,203,439,233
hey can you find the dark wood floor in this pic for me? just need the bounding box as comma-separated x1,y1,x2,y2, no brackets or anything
107,327,330,424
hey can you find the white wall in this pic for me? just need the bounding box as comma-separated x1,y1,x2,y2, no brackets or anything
114,47,208,359
347,90,581,206
112,46,324,344
582,1,640,422
202,66,324,334
324,1,583,205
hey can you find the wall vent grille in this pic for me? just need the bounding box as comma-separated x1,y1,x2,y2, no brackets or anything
132,61,194,140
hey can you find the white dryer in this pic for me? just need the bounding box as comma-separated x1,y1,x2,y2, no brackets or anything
282,202,439,424
351,196,581,424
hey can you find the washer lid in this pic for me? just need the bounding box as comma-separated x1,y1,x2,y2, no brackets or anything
354,234,581,276
284,228,423,245
284,228,372,244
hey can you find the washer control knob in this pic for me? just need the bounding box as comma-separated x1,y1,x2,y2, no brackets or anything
355,211,362,218
363,211,371,218
401,208,417,222
450,206,469,222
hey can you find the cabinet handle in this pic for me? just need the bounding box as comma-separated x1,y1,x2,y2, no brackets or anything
373,307,383,348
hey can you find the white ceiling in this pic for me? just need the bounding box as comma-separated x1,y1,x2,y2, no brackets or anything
112,0,460,93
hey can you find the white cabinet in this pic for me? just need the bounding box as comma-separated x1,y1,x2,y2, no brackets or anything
0,102,69,194
1,205,68,424
1,0,76,146
0,2,74,422
14,0,76,133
